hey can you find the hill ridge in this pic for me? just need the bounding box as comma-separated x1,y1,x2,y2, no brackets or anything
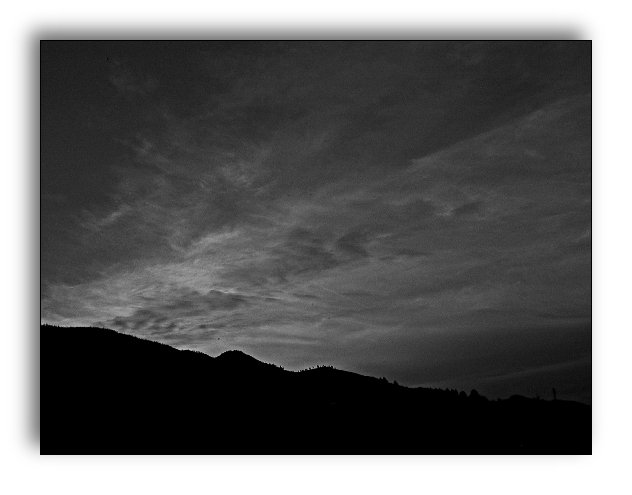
40,324,591,454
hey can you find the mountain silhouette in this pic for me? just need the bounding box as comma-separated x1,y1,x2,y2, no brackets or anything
40,324,591,454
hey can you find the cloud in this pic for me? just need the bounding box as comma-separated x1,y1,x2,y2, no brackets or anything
336,230,370,258
451,200,485,218
43,94,591,340
102,288,251,339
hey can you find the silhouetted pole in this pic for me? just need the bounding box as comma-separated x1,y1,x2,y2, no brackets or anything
552,387,557,401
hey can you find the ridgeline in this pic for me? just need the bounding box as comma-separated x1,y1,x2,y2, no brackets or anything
40,324,591,454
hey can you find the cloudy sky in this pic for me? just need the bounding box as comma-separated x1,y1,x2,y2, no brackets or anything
41,41,591,402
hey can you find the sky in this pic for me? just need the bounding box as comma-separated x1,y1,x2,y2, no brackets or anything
41,41,591,402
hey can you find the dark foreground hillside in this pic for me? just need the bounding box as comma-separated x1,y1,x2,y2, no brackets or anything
40,325,591,454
